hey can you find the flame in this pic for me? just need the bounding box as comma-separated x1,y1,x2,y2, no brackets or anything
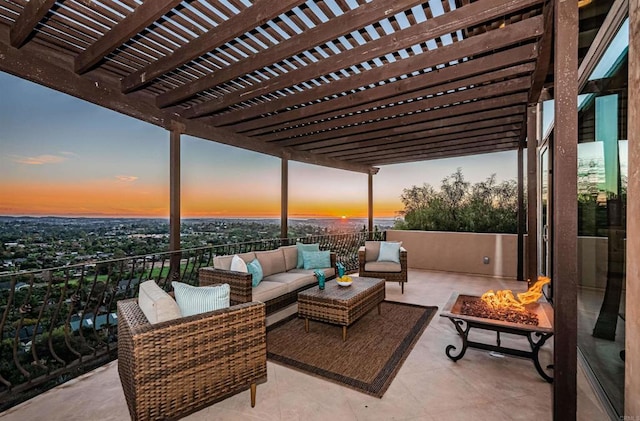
481,276,551,312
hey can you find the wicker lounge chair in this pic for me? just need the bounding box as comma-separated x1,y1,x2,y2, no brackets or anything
117,298,267,421
358,241,408,294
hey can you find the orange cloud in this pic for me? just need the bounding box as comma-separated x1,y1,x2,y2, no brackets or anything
115,175,139,182
11,154,69,165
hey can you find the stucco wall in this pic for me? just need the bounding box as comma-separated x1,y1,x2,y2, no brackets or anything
386,230,613,287
386,230,520,279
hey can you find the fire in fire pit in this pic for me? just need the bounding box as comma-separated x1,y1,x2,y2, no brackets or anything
459,277,551,326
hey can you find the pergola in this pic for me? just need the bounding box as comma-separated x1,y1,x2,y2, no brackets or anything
1,0,638,418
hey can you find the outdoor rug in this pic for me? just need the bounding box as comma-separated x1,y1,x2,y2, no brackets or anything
266,301,438,398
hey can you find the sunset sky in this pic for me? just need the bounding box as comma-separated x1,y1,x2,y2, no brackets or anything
0,72,518,219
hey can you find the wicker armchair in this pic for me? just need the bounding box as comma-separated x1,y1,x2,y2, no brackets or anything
117,298,267,421
358,242,408,294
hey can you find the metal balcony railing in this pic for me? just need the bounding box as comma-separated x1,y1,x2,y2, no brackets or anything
0,231,383,410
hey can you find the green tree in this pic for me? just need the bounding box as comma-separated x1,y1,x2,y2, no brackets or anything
394,169,518,233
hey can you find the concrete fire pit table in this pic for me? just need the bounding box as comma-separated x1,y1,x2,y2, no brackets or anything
440,292,554,383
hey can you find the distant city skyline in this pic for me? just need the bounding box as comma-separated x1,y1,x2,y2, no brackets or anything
0,72,518,219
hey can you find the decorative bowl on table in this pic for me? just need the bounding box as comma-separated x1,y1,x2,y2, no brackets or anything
336,276,353,287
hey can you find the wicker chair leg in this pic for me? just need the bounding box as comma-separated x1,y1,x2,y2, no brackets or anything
401,281,404,294
251,383,257,407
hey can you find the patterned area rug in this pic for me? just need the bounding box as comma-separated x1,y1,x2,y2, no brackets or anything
266,301,437,398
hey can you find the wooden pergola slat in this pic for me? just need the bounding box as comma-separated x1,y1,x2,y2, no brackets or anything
233,44,538,135
357,140,521,165
154,0,426,107
181,0,545,118
267,75,531,146
209,16,544,126
320,117,525,156
344,129,522,161
273,92,529,148
74,0,183,74
301,106,526,153
121,0,306,93
256,64,535,142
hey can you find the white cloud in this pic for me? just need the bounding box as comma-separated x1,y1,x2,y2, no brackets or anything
115,175,138,182
60,151,80,158
12,154,68,165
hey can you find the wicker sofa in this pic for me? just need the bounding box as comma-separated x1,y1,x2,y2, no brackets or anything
117,295,267,420
199,245,336,315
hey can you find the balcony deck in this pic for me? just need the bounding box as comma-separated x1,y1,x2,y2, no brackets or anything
0,270,606,421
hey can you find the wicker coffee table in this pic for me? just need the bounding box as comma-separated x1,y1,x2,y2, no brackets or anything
297,276,385,341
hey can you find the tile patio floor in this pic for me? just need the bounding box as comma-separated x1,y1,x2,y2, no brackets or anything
0,270,609,421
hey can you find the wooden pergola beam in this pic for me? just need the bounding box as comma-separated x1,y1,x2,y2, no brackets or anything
317,116,524,155
333,125,523,159
0,26,375,175
182,0,544,118
209,16,542,126
121,0,307,93
284,104,526,151
9,0,56,48
234,45,537,135
528,0,553,103
260,75,530,143
348,131,521,162
246,62,534,142
358,142,520,165
273,92,529,148
154,0,425,106
75,0,183,74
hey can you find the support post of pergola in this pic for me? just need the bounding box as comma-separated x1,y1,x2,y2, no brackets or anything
626,0,639,415
517,141,525,282
553,0,578,417
526,105,539,287
169,123,182,280
281,154,289,241
368,171,374,238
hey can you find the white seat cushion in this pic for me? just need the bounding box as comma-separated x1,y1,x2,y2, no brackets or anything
365,261,402,272
263,271,316,293
252,281,288,303
138,280,181,325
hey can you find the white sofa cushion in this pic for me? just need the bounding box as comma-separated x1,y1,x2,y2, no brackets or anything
138,280,182,325
230,254,248,272
214,252,256,270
